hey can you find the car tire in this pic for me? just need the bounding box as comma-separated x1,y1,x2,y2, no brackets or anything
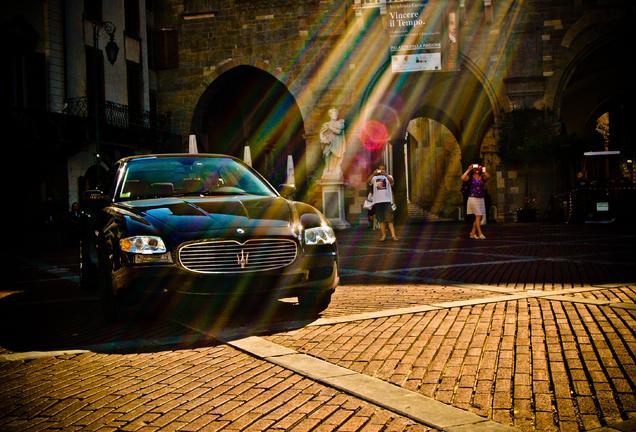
298,289,333,314
79,240,97,291
99,261,124,322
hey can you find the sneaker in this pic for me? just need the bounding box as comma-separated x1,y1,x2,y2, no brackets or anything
478,234,486,239
470,234,477,239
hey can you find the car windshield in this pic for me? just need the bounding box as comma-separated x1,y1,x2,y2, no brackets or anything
116,156,276,201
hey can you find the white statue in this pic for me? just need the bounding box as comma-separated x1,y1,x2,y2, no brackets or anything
320,108,346,180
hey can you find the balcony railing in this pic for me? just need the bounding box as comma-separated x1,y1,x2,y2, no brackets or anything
63,97,171,131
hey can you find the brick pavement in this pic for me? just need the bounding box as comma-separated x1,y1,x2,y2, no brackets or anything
267,293,636,431
0,346,433,431
0,223,635,431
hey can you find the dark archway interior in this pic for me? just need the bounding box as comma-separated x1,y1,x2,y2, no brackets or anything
560,33,634,158
194,66,306,192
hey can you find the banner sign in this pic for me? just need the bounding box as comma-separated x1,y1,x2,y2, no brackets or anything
386,0,459,73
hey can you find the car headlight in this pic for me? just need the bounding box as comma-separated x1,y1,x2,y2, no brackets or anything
120,236,167,254
304,226,336,245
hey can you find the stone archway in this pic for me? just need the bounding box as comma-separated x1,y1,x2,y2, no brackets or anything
357,56,497,158
548,13,633,156
542,12,634,198
406,117,464,219
190,65,307,193
355,56,498,220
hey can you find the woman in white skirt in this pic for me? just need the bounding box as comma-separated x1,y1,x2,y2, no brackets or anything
461,164,490,239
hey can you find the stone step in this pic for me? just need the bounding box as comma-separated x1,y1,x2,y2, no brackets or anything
405,202,454,222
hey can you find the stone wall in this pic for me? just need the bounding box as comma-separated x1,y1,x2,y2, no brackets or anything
153,0,632,223
157,0,341,137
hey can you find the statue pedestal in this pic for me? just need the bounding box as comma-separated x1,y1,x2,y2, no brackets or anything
320,179,350,230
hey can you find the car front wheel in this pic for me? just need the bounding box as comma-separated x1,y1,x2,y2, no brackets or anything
79,240,97,291
298,289,333,314
98,260,124,322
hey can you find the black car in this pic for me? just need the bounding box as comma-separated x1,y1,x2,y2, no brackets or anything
80,154,338,319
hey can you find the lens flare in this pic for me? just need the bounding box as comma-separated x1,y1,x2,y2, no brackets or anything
360,120,389,151
197,0,525,219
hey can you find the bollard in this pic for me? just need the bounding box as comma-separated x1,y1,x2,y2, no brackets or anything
457,206,464,221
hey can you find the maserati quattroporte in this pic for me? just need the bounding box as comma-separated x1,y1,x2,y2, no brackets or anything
80,154,338,319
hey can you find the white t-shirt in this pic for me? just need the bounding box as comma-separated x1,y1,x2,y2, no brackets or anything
371,174,393,204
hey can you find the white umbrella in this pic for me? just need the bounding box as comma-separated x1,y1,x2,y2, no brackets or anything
286,155,295,186
188,134,198,153
243,146,252,166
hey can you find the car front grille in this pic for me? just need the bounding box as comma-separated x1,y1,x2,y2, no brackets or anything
178,238,298,274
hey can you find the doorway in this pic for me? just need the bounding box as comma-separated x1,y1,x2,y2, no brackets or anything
191,66,307,194
406,117,463,219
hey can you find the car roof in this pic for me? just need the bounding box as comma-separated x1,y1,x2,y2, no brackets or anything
116,153,242,165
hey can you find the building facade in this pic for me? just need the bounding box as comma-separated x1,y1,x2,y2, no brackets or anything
2,0,633,227
150,0,633,223
1,0,178,230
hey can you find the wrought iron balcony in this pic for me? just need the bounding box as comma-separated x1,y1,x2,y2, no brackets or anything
63,97,171,131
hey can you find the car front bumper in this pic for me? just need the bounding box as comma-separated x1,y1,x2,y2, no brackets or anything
111,246,338,301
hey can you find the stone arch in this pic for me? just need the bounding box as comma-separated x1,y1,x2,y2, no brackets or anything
412,105,461,143
546,10,631,150
356,53,499,164
459,54,505,123
355,53,499,220
190,64,307,192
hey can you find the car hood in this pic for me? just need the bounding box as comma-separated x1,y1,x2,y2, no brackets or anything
119,195,293,233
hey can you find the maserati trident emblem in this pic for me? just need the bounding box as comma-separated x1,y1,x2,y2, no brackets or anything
237,249,249,269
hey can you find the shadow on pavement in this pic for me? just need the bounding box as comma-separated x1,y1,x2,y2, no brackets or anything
2,229,326,355
1,263,320,355
337,222,636,286
5,223,635,355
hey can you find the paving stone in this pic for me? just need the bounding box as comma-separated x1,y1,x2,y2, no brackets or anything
323,373,487,429
4,224,636,431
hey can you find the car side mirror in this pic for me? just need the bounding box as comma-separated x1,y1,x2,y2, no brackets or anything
278,184,296,200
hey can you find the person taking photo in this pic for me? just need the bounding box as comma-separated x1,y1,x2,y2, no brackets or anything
367,164,398,241
461,163,490,239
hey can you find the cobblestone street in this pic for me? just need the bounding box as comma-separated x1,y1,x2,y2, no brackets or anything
1,223,635,431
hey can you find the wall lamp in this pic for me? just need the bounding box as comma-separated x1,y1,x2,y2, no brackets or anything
98,21,119,65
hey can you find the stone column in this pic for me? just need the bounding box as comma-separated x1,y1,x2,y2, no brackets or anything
320,178,351,230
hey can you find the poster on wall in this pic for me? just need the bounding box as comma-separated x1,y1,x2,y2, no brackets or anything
386,0,459,73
